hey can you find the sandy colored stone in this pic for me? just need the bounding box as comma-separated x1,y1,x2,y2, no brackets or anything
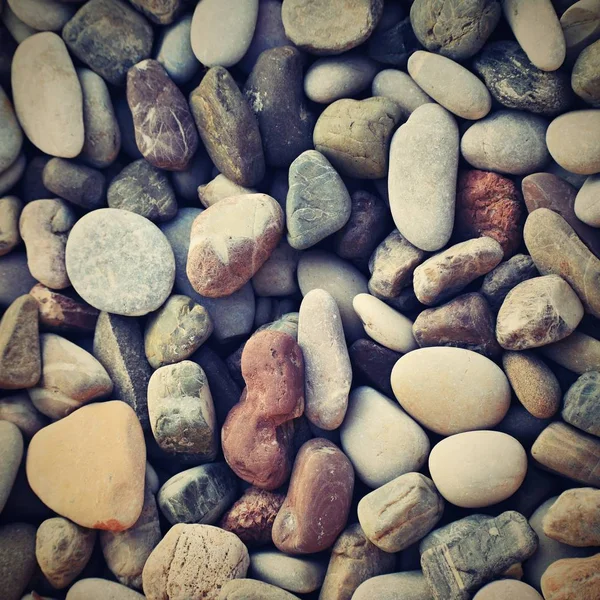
572,39,600,106
0,86,22,175
142,524,249,600
219,579,299,600
0,195,22,256
272,438,354,554
0,523,37,600
0,420,22,514
539,331,600,374
67,578,145,600
413,237,504,306
474,580,543,599
532,422,600,486
575,174,600,227
0,393,47,439
26,401,146,530
197,174,255,209
541,553,600,599
429,431,528,508
36,517,95,589
0,294,40,390
391,346,511,435
353,571,432,600
562,371,600,436
11,32,83,157
561,0,600,59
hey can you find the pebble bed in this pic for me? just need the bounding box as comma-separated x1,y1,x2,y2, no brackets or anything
0,0,600,599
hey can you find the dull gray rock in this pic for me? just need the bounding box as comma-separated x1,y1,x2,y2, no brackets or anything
353,571,432,600
42,159,106,210
0,85,22,174
0,523,37,600
129,0,183,24
252,243,299,297
7,0,76,31
0,421,23,514
480,254,538,311
0,253,37,308
0,196,22,257
155,14,200,85
372,69,433,119
562,371,600,436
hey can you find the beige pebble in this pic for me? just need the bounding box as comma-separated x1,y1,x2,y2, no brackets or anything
539,331,600,374
575,175,600,227
0,196,23,257
66,578,145,600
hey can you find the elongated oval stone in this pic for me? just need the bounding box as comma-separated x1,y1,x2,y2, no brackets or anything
11,32,83,158
0,86,22,174
388,103,459,251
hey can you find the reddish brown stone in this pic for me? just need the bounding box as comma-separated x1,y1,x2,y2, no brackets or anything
272,438,354,555
541,553,600,600
219,486,285,546
455,169,524,257
222,330,304,490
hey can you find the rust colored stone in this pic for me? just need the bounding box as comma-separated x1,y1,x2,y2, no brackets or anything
222,330,304,490
455,169,524,257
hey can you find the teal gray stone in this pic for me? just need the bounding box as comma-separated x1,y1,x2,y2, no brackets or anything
562,371,600,437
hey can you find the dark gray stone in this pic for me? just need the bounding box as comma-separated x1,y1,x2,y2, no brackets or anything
42,158,106,210
93,311,152,430
286,150,351,250
563,371,600,437
572,39,600,107
22,156,51,203
244,46,314,169
421,511,538,600
62,0,154,86
367,17,421,67
108,159,177,222
348,338,401,398
473,41,573,117
157,462,238,525
496,405,553,450
114,96,143,160
480,254,538,311
0,253,37,309
420,513,491,555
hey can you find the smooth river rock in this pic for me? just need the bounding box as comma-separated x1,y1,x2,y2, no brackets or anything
575,175,600,227
353,571,432,600
250,550,325,594
0,86,22,174
474,580,543,600
562,371,600,436
541,553,600,600
0,195,21,257
372,69,433,119
481,254,539,311
155,14,200,85
0,421,23,514
572,39,600,106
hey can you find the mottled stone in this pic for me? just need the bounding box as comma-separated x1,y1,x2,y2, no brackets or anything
43,159,105,210
142,524,249,600
367,16,420,67
107,159,176,222
421,511,538,600
353,571,432,600
319,522,395,600
572,39,600,106
62,0,153,86
0,195,21,256
413,292,501,358
524,208,600,318
298,289,351,430
158,462,237,525
189,67,265,187
541,554,600,600
272,438,354,554
413,237,504,306
198,174,254,208
0,421,22,514
66,208,175,316
546,110,600,175
410,0,501,60
100,487,161,589
219,579,299,600
155,14,199,85
372,69,433,119
129,0,182,24
408,51,491,120
222,331,304,490
282,0,383,54
532,422,600,486
358,472,443,552
429,431,527,508
575,175,600,228
0,253,37,308
220,486,285,547
93,311,152,430
474,580,543,600
0,294,40,390
0,523,37,600
148,360,217,462
461,110,550,175
473,41,573,116
563,371,600,436
314,97,402,179
187,193,283,298
348,339,400,397
12,32,83,158
496,275,584,350
503,351,562,418
391,346,511,435
35,517,95,589
389,103,459,252
244,46,314,168
0,393,47,439
0,85,22,174
27,401,146,530
481,254,538,311
67,579,145,600
250,551,326,594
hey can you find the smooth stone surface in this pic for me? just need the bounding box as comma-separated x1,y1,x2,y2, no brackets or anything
0,151,25,196
473,40,573,116
115,96,143,159
388,103,459,251
575,175,600,227
572,39,600,106
413,237,504,306
43,159,105,211
353,293,417,353
251,551,325,593
563,371,600,436
282,0,383,54
391,347,511,435
7,0,75,31
67,578,145,600
219,579,299,600
297,250,368,342
358,472,444,552
0,294,40,390
429,431,528,508
93,311,152,430
12,32,83,158
66,208,175,316
367,16,421,67
0,421,23,513
524,208,600,318
62,0,153,86
0,253,37,308
171,148,213,202
474,580,543,600
128,0,183,24
0,86,22,174
348,339,401,398
541,553,600,600
0,393,47,439
298,289,351,430
461,110,550,175
561,0,600,57
252,243,299,297
0,523,37,600
353,571,432,600
158,463,237,525
198,174,255,208
546,110,600,174
341,386,429,488
496,275,584,350
408,51,491,120
481,254,539,311
503,351,562,418
28,333,112,419
372,69,433,119
26,401,146,530
503,0,566,71
0,195,21,256
155,14,199,84
410,0,502,60
539,331,600,374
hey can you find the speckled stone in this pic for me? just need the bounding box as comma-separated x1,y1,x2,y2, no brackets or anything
572,39,600,106
0,85,22,174
353,571,432,600
128,0,183,24
481,254,538,311
62,0,153,86
42,159,106,210
67,579,145,600
250,551,326,594
372,69,433,119
367,16,420,67
0,195,21,257
562,371,600,436
66,208,175,316
0,523,37,600
541,553,600,600
155,14,199,85
348,339,400,398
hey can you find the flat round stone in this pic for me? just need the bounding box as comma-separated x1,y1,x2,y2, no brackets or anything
65,208,175,317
